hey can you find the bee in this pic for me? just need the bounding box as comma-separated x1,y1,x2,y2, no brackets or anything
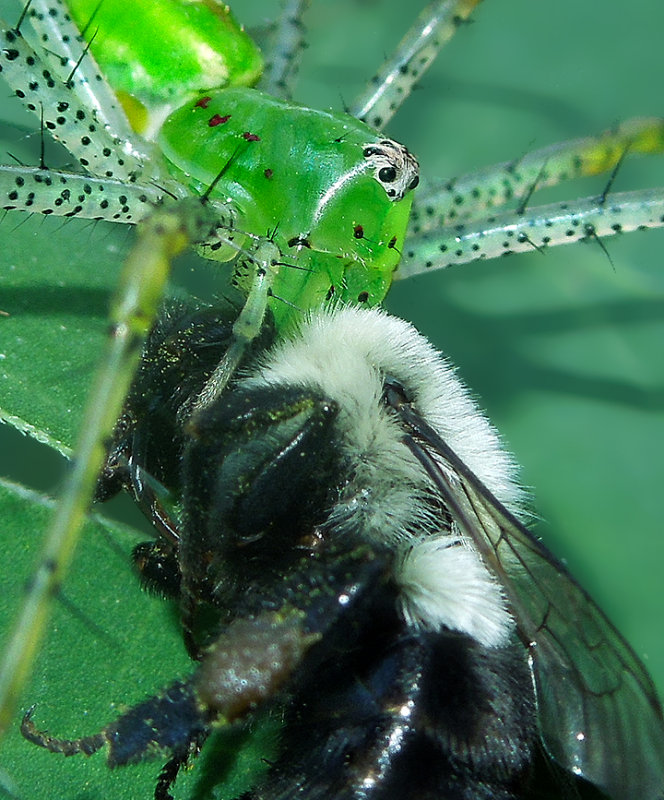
21,300,664,800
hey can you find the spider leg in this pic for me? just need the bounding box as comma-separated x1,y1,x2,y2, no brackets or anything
0,198,220,734
350,0,482,130
259,0,312,101
16,0,140,146
0,12,154,181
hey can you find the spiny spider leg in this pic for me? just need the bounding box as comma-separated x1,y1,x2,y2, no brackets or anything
398,118,664,277
411,118,664,229
259,0,312,100
0,197,227,735
399,190,664,278
0,10,185,220
0,12,156,181
0,163,166,220
17,0,142,148
350,0,482,128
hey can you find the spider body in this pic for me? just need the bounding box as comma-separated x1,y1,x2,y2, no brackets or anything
66,0,264,131
158,87,417,325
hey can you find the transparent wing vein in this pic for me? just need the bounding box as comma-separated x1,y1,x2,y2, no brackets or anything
401,411,664,800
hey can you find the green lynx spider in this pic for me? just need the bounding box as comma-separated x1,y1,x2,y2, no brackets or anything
0,0,660,792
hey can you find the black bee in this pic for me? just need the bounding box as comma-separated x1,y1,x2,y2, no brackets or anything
22,300,664,800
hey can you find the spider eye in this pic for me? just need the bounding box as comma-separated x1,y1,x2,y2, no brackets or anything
378,166,397,183
362,138,419,201
363,146,381,158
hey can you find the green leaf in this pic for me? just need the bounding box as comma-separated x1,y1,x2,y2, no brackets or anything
0,479,192,800
0,479,281,799
0,212,118,454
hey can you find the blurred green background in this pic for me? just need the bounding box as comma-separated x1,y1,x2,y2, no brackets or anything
0,0,663,797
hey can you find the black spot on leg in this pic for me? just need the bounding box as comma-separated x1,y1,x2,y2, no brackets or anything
287,236,311,249
43,558,57,575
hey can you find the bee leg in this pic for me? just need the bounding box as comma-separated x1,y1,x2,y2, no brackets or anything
132,539,182,599
180,591,204,661
21,706,105,757
155,754,184,800
155,735,207,800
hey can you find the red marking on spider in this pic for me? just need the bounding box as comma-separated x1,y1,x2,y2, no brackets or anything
353,224,364,239
243,132,260,142
209,114,232,127
195,96,212,109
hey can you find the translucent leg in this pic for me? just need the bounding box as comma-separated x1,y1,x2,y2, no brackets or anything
0,164,169,220
397,188,664,279
1,16,157,182
350,0,482,130
192,237,281,411
0,197,221,736
410,118,664,232
259,0,312,100
15,0,140,150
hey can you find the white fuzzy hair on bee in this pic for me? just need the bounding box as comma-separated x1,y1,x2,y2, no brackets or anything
240,305,519,648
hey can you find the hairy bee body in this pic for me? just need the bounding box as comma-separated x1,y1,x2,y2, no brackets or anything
24,302,664,800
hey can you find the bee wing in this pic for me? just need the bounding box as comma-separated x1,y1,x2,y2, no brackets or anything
399,407,664,800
